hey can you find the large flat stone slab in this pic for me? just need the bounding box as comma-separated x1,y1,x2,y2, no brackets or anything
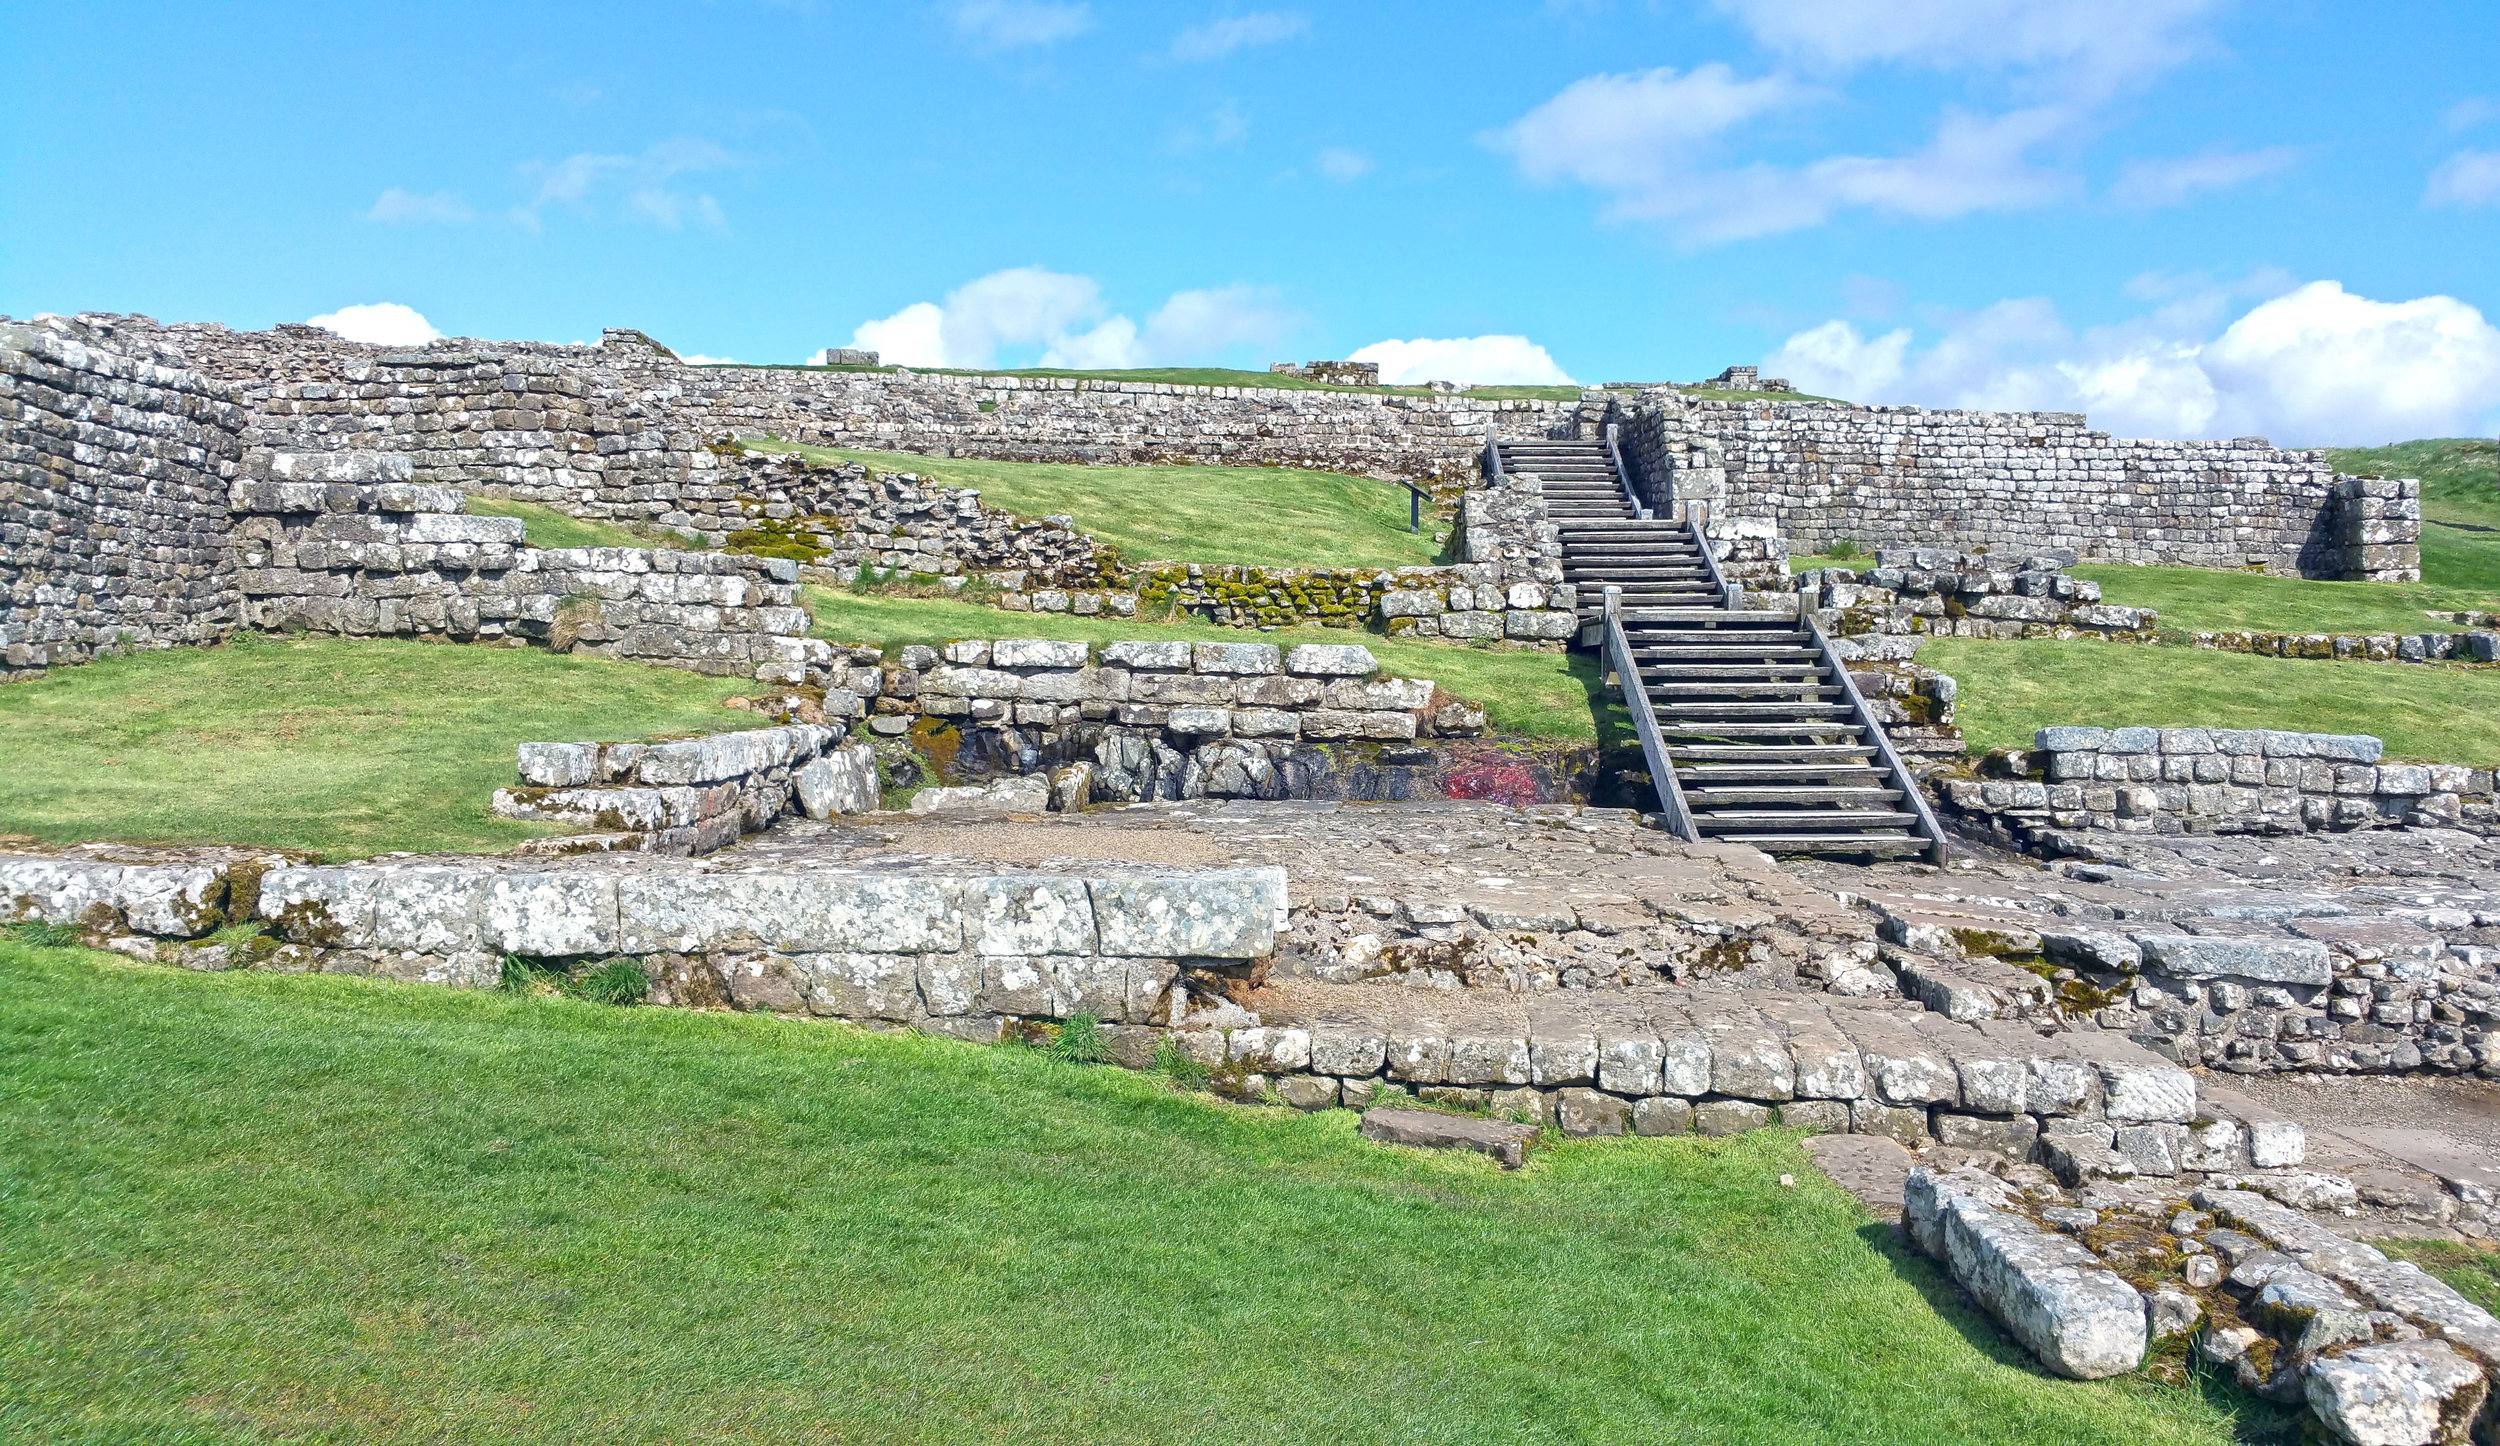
1359,1108,1537,1170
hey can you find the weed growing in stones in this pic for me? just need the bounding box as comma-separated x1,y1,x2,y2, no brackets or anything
1152,1035,1210,1090
1042,1012,1111,1065
4,920,79,949
571,959,651,1006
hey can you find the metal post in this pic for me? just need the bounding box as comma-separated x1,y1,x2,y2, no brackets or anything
1411,487,1421,534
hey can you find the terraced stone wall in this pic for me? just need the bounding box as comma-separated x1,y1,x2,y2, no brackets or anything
228,454,825,679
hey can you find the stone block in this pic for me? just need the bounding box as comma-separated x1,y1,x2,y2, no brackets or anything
1774,1100,1849,1134
1904,1167,2148,1379
2135,934,2332,987
1089,869,1283,959
962,876,1099,956
1633,1096,1694,1136
1932,1111,2040,1160
1359,1108,1534,1169
1557,1087,1631,1137
2304,1341,2488,1446
1284,643,1375,676
1192,642,1280,675
1693,1099,1773,1136
481,872,616,957
1102,640,1190,670
992,638,1088,668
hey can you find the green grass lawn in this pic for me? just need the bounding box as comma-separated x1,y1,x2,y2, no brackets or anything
0,635,752,858
2072,565,2500,635
0,942,2276,1446
1919,637,2500,765
462,497,676,551
744,440,1446,570
806,584,1601,741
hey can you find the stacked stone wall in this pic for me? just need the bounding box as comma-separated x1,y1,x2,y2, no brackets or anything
1608,391,2421,583
81,313,1573,499
1,319,243,677
1940,727,2500,848
229,454,824,679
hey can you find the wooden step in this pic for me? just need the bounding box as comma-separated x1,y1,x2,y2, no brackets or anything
1693,810,1922,831
1683,786,1903,805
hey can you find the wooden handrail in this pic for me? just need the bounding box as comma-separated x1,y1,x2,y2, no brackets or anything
1799,609,1949,865
1687,500,1741,611
1605,585,1697,841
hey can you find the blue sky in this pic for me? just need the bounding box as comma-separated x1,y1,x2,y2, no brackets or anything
4,1,2496,444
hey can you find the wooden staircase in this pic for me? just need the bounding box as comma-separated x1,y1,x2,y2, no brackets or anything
1492,434,1946,862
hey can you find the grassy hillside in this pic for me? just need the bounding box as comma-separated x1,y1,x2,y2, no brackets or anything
805,584,1601,741
747,440,1447,570
0,943,2274,1445
1920,637,2500,765
0,635,751,858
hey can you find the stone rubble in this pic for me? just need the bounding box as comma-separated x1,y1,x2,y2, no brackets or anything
1900,1159,2499,1443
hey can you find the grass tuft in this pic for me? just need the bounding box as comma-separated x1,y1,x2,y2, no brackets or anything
4,919,79,948
1041,1012,1111,1065
569,959,651,1006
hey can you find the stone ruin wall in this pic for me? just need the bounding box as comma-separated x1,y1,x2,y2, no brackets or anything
1,321,244,677
76,314,1573,516
1605,391,2420,583
0,315,820,682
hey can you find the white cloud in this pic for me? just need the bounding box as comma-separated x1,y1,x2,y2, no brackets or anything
2443,97,2499,132
2426,149,2500,209
1764,279,2500,446
677,354,739,365
1167,99,1250,153
2110,145,2300,209
1316,147,1372,182
853,301,950,367
1170,11,1307,61
365,188,473,224
305,303,444,347
1493,64,1809,202
1492,68,2075,241
1712,0,2219,95
513,138,735,231
1347,336,1576,386
952,0,1091,50
850,268,1293,370
1504,2,2233,244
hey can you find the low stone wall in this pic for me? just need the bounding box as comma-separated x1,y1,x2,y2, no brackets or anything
2192,628,2500,665
0,849,1283,1029
229,453,825,679
1940,727,2500,846
1799,548,2157,640
491,724,879,854
2,318,242,678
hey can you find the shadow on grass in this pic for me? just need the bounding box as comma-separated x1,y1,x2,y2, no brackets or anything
1856,1220,2308,1444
